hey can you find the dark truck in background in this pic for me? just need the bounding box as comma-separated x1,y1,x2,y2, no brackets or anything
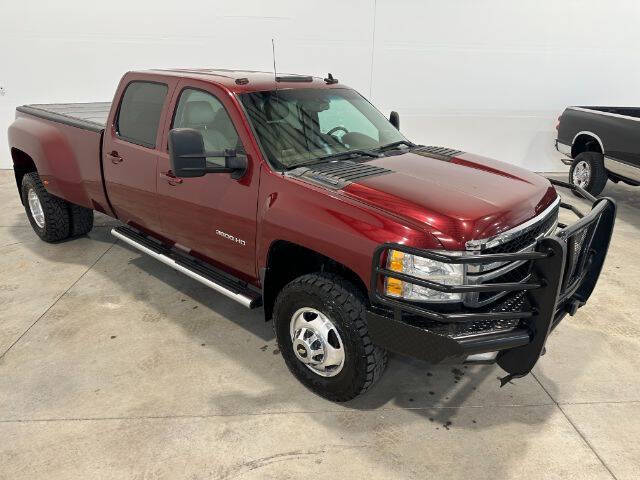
8,69,616,401
556,106,640,195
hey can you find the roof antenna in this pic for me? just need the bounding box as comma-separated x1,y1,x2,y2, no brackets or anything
272,38,285,175
272,38,278,84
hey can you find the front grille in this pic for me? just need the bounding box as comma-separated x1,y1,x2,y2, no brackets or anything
482,210,558,255
464,201,559,308
476,262,532,303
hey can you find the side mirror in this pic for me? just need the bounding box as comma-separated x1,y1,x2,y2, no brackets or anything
389,111,400,130
168,128,206,177
168,128,247,179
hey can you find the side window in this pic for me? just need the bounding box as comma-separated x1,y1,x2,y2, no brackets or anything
172,89,241,166
117,82,168,148
318,96,379,141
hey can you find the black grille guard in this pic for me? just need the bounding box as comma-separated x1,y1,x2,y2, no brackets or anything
367,179,617,378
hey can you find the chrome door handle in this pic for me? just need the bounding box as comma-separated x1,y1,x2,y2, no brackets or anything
107,151,123,164
160,170,183,185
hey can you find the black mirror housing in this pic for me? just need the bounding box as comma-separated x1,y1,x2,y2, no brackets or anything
168,128,207,177
389,111,400,130
168,128,248,179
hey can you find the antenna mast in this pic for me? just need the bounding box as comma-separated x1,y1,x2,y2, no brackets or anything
271,38,277,82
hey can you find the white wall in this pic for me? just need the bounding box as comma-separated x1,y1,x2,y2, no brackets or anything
2,0,640,171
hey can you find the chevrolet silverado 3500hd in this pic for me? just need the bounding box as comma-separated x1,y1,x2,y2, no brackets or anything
8,69,616,400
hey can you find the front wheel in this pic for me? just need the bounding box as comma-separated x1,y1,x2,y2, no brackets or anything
569,151,608,197
273,273,387,402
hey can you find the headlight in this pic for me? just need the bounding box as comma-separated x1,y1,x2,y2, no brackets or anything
384,249,465,302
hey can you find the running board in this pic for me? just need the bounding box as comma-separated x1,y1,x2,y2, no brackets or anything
111,227,262,309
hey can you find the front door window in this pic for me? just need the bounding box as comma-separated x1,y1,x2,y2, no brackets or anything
172,89,241,166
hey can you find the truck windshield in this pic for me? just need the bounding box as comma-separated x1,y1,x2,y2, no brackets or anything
239,88,408,170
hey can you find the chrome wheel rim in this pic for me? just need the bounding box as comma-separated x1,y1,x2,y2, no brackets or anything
289,307,345,377
27,189,45,228
572,160,591,188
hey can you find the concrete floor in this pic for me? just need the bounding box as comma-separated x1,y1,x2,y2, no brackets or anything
0,169,639,479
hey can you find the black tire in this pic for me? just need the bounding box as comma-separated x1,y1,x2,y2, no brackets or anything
69,203,94,237
273,272,387,402
21,172,70,242
569,151,608,197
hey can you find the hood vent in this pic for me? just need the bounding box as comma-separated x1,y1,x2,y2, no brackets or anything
414,146,463,161
291,160,392,189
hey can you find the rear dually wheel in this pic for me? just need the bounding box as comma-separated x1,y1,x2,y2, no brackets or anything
21,172,94,242
21,172,70,242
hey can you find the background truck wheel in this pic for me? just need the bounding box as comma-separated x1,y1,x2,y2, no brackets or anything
21,172,71,242
69,203,94,237
273,272,387,402
569,151,608,197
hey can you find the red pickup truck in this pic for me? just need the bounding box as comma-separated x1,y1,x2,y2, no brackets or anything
8,69,616,400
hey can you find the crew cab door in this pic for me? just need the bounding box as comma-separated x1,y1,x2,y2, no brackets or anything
156,80,260,280
102,78,176,234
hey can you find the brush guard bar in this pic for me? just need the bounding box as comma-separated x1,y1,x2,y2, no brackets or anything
366,179,616,377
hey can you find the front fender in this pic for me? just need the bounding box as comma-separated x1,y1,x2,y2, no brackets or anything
256,169,442,290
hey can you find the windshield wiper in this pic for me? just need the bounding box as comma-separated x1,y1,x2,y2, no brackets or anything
290,149,380,169
376,140,416,152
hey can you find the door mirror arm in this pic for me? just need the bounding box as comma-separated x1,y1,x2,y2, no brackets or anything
201,151,248,179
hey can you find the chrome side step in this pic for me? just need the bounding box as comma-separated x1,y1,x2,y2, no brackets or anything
111,227,262,309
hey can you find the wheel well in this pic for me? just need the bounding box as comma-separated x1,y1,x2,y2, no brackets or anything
572,134,602,158
262,240,368,321
11,148,37,202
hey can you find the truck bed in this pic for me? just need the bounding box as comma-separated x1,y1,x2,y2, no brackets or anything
574,106,640,119
16,102,111,133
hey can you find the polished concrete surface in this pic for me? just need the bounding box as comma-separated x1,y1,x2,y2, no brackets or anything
0,169,638,479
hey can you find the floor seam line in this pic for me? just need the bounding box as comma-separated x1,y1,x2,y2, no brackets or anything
0,403,560,423
532,372,618,480
0,240,117,361
559,399,640,406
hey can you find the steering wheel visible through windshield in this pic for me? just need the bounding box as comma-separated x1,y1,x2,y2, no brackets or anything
239,88,408,170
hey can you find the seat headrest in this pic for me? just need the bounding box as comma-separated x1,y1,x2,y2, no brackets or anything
184,101,215,126
264,98,289,122
212,109,236,139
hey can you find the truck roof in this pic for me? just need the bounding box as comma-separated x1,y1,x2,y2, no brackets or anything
145,68,341,94
14,69,343,135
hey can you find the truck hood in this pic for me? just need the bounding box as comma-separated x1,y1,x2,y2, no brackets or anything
341,149,557,250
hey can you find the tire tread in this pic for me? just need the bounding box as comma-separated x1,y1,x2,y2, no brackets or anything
21,172,70,242
273,272,387,401
570,151,608,196
69,203,94,237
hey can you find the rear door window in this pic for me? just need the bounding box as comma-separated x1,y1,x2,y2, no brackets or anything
117,81,168,148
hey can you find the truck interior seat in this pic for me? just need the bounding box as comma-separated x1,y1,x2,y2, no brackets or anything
211,108,240,150
119,100,164,145
263,98,313,158
183,101,229,151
